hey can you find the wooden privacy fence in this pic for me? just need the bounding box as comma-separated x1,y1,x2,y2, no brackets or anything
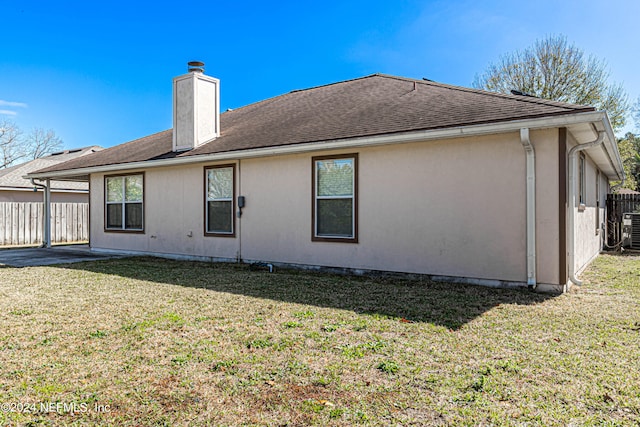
606,194,640,248
0,202,89,246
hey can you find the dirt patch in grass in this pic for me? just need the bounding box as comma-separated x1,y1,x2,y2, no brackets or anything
0,254,638,425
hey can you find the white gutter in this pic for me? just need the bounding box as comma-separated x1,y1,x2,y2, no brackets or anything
30,178,52,248
603,109,626,191
598,112,625,181
26,111,618,181
0,186,87,193
567,131,605,286
520,128,536,288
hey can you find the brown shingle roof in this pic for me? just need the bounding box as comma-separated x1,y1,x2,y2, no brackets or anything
35,74,595,174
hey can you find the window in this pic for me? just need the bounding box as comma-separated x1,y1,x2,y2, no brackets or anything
105,174,144,231
579,153,586,207
205,165,235,236
312,154,358,242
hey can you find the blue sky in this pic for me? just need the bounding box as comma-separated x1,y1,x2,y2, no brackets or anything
2,0,639,149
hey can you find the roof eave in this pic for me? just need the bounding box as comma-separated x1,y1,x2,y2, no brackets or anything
0,186,88,193
596,111,625,181
26,111,622,181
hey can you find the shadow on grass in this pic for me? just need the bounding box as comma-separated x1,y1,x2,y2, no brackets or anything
59,257,556,330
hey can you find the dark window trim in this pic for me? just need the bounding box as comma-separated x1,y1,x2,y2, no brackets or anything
311,153,358,243
104,172,145,234
204,164,236,238
578,152,586,210
595,169,601,235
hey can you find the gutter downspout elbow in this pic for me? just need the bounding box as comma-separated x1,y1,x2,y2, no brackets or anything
30,177,45,191
520,128,536,289
567,131,606,286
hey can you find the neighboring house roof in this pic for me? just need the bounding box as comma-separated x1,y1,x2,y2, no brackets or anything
33,74,596,176
0,146,102,192
616,188,640,195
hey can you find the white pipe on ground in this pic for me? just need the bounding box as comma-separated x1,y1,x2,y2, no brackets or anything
567,131,605,286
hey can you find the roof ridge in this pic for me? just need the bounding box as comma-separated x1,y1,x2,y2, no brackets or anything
221,74,379,116
288,74,377,94
371,73,594,111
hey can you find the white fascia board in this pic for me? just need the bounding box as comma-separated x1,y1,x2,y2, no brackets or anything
571,110,623,181
0,186,87,193
599,112,625,181
26,111,619,180
0,186,37,192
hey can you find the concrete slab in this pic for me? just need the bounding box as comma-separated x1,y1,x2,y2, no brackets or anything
0,245,125,267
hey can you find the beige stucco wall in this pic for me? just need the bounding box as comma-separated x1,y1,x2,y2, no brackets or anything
89,129,565,286
571,138,608,274
90,166,239,259
241,130,560,284
532,129,561,285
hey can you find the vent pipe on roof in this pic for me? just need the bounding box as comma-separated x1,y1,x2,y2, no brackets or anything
173,61,220,151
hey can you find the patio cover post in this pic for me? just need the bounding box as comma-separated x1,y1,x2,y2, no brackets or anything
44,178,51,248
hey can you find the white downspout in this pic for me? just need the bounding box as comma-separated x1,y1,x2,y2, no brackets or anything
30,178,52,248
520,128,536,288
568,131,605,286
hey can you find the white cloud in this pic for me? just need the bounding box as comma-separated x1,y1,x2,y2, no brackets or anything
0,100,27,116
0,100,28,108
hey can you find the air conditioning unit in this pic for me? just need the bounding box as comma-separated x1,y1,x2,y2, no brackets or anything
622,213,640,249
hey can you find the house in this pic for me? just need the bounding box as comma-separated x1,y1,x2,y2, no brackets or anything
27,62,624,293
0,147,102,246
0,146,102,202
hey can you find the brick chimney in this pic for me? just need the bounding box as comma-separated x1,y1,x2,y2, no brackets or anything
172,61,220,151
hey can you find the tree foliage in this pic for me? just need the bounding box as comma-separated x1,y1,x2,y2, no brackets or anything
616,133,640,191
633,96,640,131
474,35,629,131
0,119,24,169
0,118,63,168
25,127,63,161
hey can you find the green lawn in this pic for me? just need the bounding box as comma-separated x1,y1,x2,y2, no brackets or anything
0,254,638,426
